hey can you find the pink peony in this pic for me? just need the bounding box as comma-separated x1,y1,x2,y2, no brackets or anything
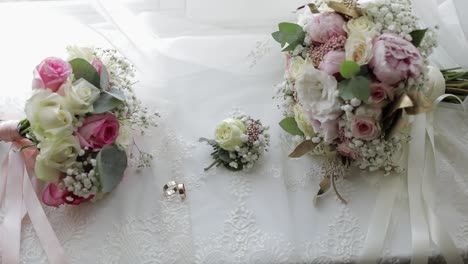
32,57,72,92
351,116,381,141
319,50,345,76
337,142,359,160
304,12,347,44
369,33,423,85
370,82,394,103
75,113,120,151
42,182,93,207
91,58,104,75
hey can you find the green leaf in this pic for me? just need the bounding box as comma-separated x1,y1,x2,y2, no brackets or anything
96,145,128,193
340,61,361,79
339,76,371,101
271,22,305,52
93,88,125,114
99,65,109,90
410,29,428,47
279,117,304,136
69,58,100,88
272,31,286,46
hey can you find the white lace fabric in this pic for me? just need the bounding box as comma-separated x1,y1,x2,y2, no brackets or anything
1,1,468,263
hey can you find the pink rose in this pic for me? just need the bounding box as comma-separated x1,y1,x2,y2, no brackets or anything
42,182,93,207
369,33,423,85
337,142,359,160
319,50,345,76
304,12,347,44
351,116,381,141
75,113,120,151
370,82,394,103
91,58,104,75
32,57,72,92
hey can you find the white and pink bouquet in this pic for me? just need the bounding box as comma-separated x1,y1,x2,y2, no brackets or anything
9,47,158,207
273,0,438,199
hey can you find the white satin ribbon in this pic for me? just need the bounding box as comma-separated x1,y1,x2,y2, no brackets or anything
359,176,402,264
360,95,464,264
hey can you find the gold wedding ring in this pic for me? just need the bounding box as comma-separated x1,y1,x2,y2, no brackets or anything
163,181,186,200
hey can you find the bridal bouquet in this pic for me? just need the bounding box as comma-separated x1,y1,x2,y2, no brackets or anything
273,0,438,199
14,47,158,207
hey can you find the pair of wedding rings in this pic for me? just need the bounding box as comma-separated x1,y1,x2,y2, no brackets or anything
163,181,186,200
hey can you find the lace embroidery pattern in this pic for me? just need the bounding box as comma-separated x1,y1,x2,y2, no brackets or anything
299,204,364,263
194,174,293,263
97,200,192,264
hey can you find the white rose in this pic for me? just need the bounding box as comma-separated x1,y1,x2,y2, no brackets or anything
35,136,81,182
287,56,306,81
67,46,95,62
295,63,343,124
63,78,101,115
25,89,74,140
115,122,132,147
345,34,374,65
214,118,246,151
344,16,378,37
426,66,446,102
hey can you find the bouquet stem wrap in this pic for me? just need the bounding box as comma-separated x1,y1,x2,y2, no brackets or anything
0,120,68,264
359,96,466,264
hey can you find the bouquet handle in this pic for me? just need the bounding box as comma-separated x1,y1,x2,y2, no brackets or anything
0,121,68,264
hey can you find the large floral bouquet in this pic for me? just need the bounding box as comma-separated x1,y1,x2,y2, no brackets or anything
273,0,438,199
16,47,158,207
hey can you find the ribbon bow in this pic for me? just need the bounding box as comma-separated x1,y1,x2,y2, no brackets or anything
0,120,68,264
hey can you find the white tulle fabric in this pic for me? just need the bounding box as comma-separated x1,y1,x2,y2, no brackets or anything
0,0,468,263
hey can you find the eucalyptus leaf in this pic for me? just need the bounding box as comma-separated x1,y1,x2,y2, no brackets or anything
340,61,360,79
279,117,304,136
199,137,218,147
410,29,428,47
338,76,371,101
93,88,125,114
317,177,331,196
69,58,100,88
271,22,305,52
100,65,110,90
289,140,318,158
338,79,353,100
96,145,128,193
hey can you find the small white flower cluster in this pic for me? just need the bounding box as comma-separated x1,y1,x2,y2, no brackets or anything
352,135,408,175
227,116,270,170
362,0,438,57
61,147,100,200
275,81,296,117
129,150,154,169
94,49,159,135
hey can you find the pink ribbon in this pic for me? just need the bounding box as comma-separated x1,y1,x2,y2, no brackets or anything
0,120,68,264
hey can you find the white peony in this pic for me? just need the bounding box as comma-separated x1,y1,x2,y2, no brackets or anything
345,34,374,65
295,63,343,124
67,46,95,62
344,16,378,37
25,89,74,140
35,136,81,182
63,78,101,115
